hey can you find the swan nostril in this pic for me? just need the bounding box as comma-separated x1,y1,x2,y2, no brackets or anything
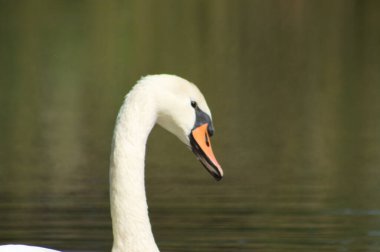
205,133,210,147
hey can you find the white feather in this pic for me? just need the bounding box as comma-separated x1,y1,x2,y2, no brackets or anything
0,245,59,252
0,74,213,252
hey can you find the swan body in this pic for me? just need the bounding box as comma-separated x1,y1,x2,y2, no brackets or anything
0,74,223,252
0,245,59,252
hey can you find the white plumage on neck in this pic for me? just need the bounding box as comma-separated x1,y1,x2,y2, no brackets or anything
110,81,159,252
0,74,218,252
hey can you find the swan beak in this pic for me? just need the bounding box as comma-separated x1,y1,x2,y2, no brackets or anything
190,123,223,181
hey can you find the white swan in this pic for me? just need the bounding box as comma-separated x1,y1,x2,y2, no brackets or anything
0,74,223,252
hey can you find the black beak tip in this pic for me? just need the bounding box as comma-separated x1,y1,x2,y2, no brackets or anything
214,174,223,181
206,165,223,181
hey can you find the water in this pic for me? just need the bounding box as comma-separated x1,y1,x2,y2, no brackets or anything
1,1,380,251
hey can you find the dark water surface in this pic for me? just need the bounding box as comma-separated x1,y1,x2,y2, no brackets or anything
1,1,380,251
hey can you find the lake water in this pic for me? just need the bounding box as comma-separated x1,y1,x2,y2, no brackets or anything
1,1,380,251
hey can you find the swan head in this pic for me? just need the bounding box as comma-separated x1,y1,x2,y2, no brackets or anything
141,74,223,180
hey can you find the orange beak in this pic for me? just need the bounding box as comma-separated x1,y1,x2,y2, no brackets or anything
190,123,223,180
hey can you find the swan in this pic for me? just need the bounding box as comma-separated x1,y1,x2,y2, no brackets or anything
0,74,223,252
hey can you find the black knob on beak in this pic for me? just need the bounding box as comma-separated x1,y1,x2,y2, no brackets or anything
207,123,214,137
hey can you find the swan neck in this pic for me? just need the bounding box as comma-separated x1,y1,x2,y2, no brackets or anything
110,86,159,252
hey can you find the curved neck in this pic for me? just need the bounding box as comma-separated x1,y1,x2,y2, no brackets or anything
110,85,159,252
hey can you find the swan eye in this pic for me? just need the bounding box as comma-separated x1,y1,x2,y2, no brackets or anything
191,100,197,108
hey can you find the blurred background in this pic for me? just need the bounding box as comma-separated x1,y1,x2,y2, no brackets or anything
1,0,380,251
